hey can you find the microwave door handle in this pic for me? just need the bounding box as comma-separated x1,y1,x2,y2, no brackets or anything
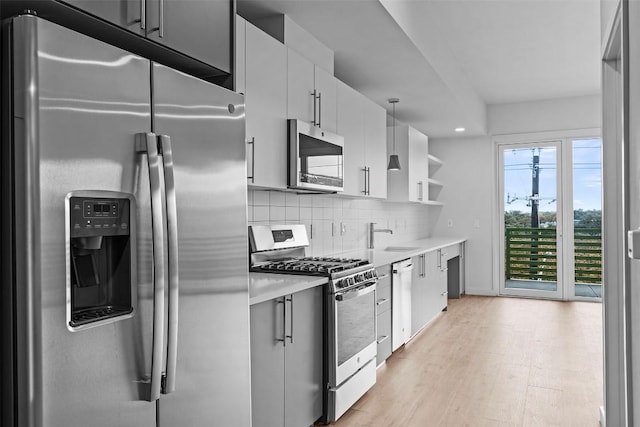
135,133,167,402
159,135,179,395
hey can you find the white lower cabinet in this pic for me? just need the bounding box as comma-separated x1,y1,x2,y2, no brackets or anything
250,286,323,427
411,250,447,337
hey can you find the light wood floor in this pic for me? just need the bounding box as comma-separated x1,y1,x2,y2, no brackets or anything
333,296,603,427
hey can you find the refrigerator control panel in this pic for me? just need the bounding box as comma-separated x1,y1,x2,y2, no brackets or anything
70,197,130,238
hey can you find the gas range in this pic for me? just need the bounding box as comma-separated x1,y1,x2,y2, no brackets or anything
248,225,376,293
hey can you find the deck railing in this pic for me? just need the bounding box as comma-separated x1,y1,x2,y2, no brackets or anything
505,227,602,284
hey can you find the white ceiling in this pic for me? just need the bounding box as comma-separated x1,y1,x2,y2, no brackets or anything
238,0,601,138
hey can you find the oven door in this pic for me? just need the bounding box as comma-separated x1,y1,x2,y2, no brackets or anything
330,281,377,386
288,119,344,192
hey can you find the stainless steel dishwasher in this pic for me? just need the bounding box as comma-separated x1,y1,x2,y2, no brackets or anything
391,259,413,351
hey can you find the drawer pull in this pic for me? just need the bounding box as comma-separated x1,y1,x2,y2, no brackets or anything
377,335,389,344
376,298,390,305
377,274,390,280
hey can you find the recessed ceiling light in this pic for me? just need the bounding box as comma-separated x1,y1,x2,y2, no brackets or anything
455,127,465,132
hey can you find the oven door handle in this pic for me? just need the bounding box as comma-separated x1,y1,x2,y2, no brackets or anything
335,282,376,301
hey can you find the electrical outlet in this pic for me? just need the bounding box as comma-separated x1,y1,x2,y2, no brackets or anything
447,219,453,228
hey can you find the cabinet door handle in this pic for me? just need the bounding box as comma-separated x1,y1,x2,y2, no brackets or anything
362,167,368,195
366,167,371,195
137,0,146,30
317,91,322,128
148,0,164,37
159,0,164,37
286,294,294,344
247,137,255,183
277,298,286,346
311,90,318,126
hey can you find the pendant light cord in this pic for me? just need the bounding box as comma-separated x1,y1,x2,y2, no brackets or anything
392,101,396,154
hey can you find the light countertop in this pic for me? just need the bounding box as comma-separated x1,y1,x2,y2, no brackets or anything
338,237,467,267
249,236,466,305
249,273,328,305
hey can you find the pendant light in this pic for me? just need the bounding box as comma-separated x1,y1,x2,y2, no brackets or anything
387,98,401,171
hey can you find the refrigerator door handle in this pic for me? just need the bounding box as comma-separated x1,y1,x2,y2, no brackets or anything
159,134,179,395
136,132,167,402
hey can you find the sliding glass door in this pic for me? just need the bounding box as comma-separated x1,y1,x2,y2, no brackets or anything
498,136,602,300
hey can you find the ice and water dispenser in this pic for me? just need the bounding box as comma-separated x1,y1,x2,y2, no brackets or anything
66,191,135,330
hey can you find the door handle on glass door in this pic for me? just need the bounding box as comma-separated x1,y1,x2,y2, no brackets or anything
135,132,167,402
159,135,179,395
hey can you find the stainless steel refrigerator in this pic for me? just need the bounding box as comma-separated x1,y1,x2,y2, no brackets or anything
1,14,251,426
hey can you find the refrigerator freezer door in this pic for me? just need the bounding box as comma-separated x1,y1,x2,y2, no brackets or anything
11,16,156,426
152,63,251,426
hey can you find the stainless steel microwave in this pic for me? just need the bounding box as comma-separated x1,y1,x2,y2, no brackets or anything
288,119,344,193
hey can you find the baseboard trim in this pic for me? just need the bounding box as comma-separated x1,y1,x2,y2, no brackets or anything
465,288,498,296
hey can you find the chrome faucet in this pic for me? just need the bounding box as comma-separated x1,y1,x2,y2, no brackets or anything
368,222,393,249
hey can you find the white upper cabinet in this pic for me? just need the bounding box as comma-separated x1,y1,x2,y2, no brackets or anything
387,125,430,203
287,48,337,133
337,81,365,196
363,98,387,199
337,82,387,198
244,21,288,189
313,65,337,133
61,0,233,73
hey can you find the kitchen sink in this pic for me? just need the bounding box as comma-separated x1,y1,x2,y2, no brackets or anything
383,246,420,252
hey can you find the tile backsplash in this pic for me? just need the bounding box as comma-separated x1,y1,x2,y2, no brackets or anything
248,190,432,256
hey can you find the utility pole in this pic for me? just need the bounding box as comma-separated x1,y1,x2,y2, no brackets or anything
530,150,540,280
531,151,540,228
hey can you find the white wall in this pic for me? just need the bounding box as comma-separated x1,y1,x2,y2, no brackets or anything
488,94,601,135
430,95,601,296
429,136,495,295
